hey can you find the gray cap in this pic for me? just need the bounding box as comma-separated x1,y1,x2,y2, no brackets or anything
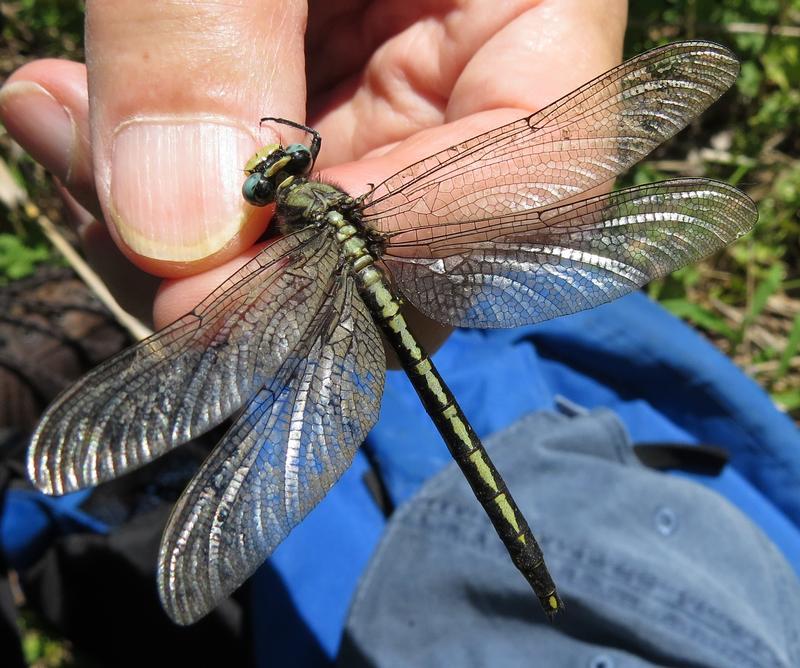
340,409,800,668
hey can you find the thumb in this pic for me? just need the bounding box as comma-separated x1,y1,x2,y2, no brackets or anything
87,0,308,277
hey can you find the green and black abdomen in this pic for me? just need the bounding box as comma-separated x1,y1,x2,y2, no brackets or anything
330,206,562,616
273,179,562,615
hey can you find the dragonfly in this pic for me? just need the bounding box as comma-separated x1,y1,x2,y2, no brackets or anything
28,40,757,626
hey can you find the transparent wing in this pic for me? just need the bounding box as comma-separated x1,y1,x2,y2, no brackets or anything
28,227,339,495
157,275,385,625
383,179,757,328
361,41,739,244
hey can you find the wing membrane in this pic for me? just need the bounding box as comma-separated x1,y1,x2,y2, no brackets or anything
361,41,739,247
383,179,757,328
28,228,339,494
157,276,385,625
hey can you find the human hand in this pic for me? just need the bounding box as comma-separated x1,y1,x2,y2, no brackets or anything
0,0,627,350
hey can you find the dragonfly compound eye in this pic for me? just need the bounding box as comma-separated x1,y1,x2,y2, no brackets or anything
285,143,312,174
242,172,275,206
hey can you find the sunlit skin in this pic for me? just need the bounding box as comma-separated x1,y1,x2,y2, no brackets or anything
0,0,626,362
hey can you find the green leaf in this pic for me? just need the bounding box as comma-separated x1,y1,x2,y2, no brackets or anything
743,264,784,330
771,388,800,412
0,233,51,281
660,299,738,340
737,60,763,99
777,313,800,378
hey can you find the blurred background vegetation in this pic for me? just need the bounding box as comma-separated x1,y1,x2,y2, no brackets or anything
625,0,800,417
0,1,798,663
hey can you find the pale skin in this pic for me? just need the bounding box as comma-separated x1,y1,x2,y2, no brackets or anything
0,0,627,357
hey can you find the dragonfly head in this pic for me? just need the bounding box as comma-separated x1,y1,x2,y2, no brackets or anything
242,142,315,207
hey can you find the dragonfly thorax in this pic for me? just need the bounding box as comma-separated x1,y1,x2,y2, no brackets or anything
275,179,355,231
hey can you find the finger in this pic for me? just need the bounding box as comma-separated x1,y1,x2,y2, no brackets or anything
321,0,628,206
85,0,308,279
308,0,539,165
0,59,99,218
0,61,159,323
309,0,626,164
446,0,627,119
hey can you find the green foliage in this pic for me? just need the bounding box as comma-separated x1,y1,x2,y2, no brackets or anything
1,0,84,58
1,1,84,286
777,314,800,378
771,388,800,411
16,608,96,668
0,150,60,282
627,1,800,414
0,232,51,281
660,298,739,338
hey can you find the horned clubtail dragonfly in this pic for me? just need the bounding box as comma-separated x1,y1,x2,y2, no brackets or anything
28,41,757,625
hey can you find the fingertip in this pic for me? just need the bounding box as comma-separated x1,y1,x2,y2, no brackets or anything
0,59,96,210
449,0,627,120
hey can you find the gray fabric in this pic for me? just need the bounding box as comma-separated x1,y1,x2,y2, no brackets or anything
340,410,800,668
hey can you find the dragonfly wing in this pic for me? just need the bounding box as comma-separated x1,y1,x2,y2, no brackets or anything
361,41,739,245
383,179,756,328
157,275,385,625
28,228,339,495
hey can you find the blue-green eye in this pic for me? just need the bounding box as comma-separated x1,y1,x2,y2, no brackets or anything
242,172,274,206
285,143,312,174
